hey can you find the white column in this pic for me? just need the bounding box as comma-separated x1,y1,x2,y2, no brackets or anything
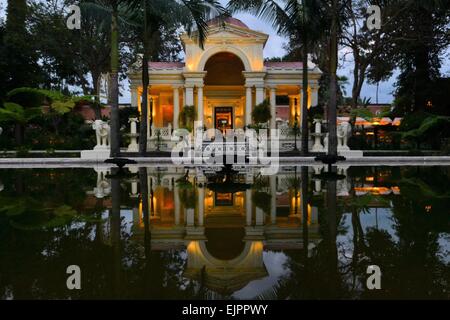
269,87,276,129
270,176,276,224
174,184,180,225
197,85,204,126
245,86,252,127
173,86,180,129
255,86,264,105
185,85,194,106
311,87,318,107
131,87,138,107
297,90,303,124
198,187,204,226
255,208,264,226
288,96,294,124
186,208,194,226
147,96,152,139
246,189,252,226
127,117,139,152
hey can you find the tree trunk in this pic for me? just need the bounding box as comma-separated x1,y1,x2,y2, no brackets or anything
301,166,309,263
326,166,339,298
14,123,24,146
139,167,152,296
109,8,120,158
301,30,309,155
140,1,149,155
110,168,122,298
92,71,102,120
328,0,338,157
351,48,360,110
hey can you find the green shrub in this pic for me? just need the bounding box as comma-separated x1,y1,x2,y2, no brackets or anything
252,99,272,124
179,105,196,132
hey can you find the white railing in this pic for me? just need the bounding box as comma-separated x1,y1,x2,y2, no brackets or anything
149,124,173,141
146,125,305,152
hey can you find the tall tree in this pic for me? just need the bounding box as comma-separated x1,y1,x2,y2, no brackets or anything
342,0,394,109
1,0,42,99
228,0,326,155
327,0,339,157
387,0,449,113
82,0,133,157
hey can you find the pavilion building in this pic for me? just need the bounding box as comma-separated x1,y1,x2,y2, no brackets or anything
128,17,322,145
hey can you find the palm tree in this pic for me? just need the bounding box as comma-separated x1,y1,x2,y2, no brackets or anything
327,0,339,157
228,0,326,155
82,0,134,158
128,0,225,155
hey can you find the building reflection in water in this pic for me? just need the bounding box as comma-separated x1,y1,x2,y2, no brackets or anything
125,166,320,295
90,164,401,296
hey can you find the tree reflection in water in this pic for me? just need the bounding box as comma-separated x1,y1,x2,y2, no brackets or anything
0,166,448,299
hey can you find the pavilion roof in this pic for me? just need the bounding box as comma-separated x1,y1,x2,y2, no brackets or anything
207,17,249,29
264,61,303,69
148,61,185,69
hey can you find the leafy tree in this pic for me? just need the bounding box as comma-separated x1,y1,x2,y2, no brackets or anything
229,0,327,155
400,114,450,149
342,0,396,109
386,1,450,113
0,88,48,145
350,106,374,120
0,0,42,101
0,103,42,145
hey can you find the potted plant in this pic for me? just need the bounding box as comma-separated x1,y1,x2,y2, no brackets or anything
178,105,196,132
251,99,272,133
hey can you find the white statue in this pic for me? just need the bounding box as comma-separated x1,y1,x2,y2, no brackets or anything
337,121,351,151
93,169,111,198
92,120,110,150
337,176,350,197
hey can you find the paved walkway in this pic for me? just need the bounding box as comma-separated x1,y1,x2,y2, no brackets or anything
1,156,450,168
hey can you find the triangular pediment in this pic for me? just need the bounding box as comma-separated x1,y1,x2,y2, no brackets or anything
181,22,268,45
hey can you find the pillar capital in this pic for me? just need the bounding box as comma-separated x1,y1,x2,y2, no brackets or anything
183,71,206,88
243,71,265,88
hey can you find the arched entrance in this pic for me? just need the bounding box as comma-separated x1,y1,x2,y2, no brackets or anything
204,52,245,86
203,52,246,131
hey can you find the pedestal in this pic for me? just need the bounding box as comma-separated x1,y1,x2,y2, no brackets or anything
311,133,324,152
127,133,139,152
80,148,111,160
338,149,363,158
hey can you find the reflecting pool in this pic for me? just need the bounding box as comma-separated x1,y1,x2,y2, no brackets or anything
0,165,449,299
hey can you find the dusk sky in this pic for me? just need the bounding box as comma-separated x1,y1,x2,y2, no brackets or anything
1,0,448,104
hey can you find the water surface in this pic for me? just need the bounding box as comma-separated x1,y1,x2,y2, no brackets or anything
0,165,448,299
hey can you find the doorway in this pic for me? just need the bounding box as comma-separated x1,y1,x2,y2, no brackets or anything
214,107,233,133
